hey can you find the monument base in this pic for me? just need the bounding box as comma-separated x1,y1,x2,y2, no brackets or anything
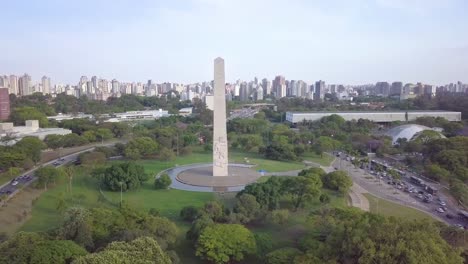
176,164,260,187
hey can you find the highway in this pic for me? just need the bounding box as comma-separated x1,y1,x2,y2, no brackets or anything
0,145,110,201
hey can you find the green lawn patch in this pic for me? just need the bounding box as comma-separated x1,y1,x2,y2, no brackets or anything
363,193,434,221
302,152,334,166
229,150,307,172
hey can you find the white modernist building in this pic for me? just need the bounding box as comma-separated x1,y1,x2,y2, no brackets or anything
385,124,445,145
286,111,462,124
105,109,170,122
0,120,72,145
47,113,93,121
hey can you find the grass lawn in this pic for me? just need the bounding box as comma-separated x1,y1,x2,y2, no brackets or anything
302,152,335,166
363,193,434,221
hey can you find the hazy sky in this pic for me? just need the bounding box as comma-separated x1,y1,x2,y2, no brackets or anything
1,0,467,85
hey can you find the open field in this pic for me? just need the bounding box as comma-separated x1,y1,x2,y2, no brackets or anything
302,152,335,166
364,193,434,221
0,187,43,235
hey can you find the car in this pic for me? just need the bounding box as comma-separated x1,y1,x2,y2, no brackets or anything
446,214,454,219
11,181,19,186
442,207,448,211
59,158,65,161
455,224,464,229
437,208,445,213
439,201,446,206
5,190,12,195
417,194,424,199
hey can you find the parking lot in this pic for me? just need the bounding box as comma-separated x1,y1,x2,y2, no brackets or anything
334,152,468,229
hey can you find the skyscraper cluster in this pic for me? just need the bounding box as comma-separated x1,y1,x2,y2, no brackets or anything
0,73,466,103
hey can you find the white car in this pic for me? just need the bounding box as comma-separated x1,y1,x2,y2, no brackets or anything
439,201,446,206
11,181,19,186
437,208,445,213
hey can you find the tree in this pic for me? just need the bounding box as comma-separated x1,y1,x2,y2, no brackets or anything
124,137,158,160
201,201,225,222
95,128,113,141
44,134,64,150
62,133,89,147
284,174,322,210
58,207,94,249
239,177,285,210
79,151,106,167
15,136,45,163
267,209,289,225
254,233,273,259
82,131,97,142
233,193,262,224
302,208,464,264
322,171,353,193
265,247,303,264
97,162,148,191
10,106,49,127
314,136,341,157
196,224,256,264
154,174,172,190
35,165,65,190
72,237,171,264
180,206,200,222
0,232,87,264
159,148,176,161
186,215,214,243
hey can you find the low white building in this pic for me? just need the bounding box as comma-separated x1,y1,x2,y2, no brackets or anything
0,120,72,145
179,107,193,116
286,111,462,124
105,109,170,122
47,113,93,121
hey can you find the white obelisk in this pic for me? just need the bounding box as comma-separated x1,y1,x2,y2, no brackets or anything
213,57,229,177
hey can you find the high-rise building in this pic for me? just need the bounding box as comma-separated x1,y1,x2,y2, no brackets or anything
91,76,98,90
273,75,286,98
261,78,271,96
0,88,10,120
18,73,31,96
0,75,9,88
375,82,390,96
314,80,326,101
41,76,51,94
111,79,120,94
255,86,264,101
239,82,249,101
390,82,403,96
9,75,18,95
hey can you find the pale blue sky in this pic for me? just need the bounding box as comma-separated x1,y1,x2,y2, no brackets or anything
1,0,467,85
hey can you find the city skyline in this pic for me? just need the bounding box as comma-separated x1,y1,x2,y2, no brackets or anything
1,0,467,85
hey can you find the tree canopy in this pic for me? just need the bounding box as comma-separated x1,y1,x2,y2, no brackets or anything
196,224,256,264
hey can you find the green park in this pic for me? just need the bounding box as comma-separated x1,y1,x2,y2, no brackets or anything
0,93,467,263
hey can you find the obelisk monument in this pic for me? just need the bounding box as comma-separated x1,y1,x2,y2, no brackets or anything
213,57,229,177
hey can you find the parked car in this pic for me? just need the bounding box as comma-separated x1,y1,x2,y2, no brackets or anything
439,201,446,206
437,207,445,213
446,214,454,219
11,181,19,186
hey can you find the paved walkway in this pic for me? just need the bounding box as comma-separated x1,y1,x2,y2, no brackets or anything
348,183,370,211
165,158,370,213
